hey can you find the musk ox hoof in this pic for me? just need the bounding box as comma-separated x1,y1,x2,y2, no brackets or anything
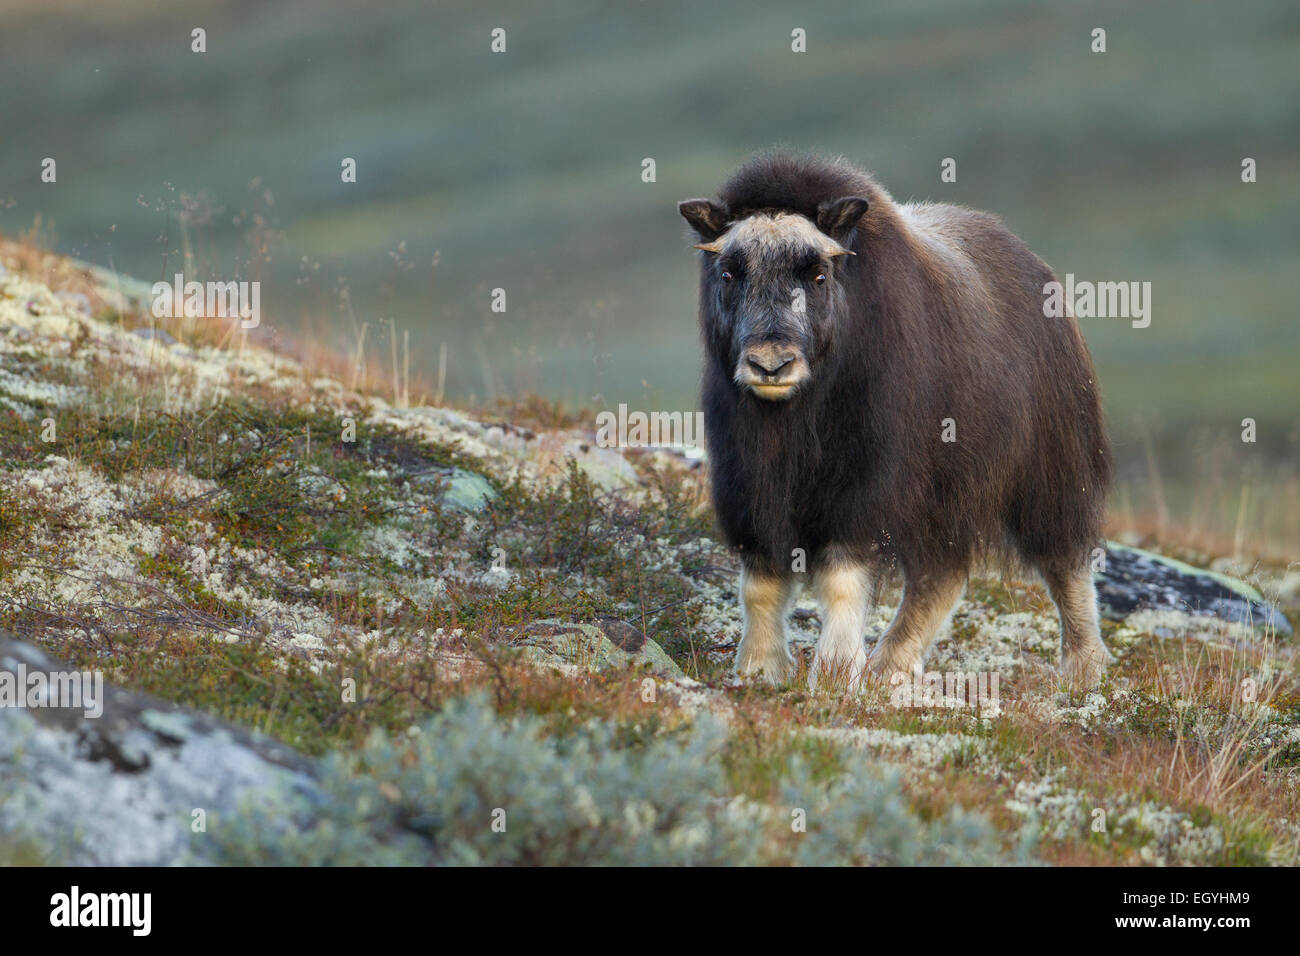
734,651,793,686
1059,641,1113,690
865,645,921,688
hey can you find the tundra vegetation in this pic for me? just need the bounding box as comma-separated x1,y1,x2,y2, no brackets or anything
1,235,1298,865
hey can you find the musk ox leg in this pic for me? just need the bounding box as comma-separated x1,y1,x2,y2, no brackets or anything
866,568,967,683
735,567,798,684
1042,563,1112,689
810,562,872,692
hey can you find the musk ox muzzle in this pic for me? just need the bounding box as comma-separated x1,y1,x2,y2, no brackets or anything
734,341,809,400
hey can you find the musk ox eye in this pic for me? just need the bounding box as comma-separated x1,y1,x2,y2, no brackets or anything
814,273,826,285
721,271,733,283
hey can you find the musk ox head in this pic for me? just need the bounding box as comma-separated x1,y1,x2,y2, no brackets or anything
679,195,868,402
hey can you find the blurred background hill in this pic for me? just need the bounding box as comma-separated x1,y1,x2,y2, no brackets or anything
2,0,1297,545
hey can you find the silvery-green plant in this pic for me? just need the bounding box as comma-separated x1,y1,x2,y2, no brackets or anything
210,694,1027,866
781,758,1031,866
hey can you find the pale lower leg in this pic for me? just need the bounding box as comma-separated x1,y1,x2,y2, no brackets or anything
735,567,798,684
867,568,967,681
810,562,872,691
1043,563,1111,688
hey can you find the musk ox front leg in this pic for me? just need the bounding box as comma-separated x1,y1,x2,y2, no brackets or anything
735,567,798,684
1041,562,1113,688
866,567,967,682
810,562,873,692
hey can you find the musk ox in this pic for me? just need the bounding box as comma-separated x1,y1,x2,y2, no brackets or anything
678,152,1112,691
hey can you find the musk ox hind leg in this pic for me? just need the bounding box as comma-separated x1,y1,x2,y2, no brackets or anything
1041,561,1113,689
866,567,968,684
735,566,798,684
809,561,873,693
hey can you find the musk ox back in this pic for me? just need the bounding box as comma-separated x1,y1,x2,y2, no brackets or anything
678,152,1112,691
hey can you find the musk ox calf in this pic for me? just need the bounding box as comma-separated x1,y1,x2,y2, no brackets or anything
678,152,1113,691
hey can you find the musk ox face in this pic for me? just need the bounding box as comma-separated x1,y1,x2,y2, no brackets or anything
680,198,868,402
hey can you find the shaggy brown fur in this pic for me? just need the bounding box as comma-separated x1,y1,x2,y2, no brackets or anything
679,152,1112,688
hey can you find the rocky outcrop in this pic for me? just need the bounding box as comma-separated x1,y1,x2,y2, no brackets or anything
0,634,325,866
0,618,689,865
511,618,686,679
1096,543,1292,637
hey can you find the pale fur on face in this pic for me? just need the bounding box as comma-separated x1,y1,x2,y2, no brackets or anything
706,212,848,401
703,212,850,262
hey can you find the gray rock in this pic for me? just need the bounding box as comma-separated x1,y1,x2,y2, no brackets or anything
402,404,479,434
511,619,686,679
0,634,326,865
560,439,640,490
443,468,496,512
411,466,496,512
1096,543,1292,636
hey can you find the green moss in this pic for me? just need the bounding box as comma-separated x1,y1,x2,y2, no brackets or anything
723,729,847,802
0,378,492,563
0,837,50,866
1216,821,1279,866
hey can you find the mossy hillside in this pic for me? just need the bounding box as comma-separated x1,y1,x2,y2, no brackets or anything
3,244,1300,866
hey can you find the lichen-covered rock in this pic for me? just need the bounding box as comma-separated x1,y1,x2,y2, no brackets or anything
510,618,686,679
0,634,325,866
1097,543,1292,637
410,466,496,512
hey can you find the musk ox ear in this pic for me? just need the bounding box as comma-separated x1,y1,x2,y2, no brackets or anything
816,196,869,243
678,198,730,244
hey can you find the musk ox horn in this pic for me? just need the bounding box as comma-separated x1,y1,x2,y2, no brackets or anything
820,237,856,257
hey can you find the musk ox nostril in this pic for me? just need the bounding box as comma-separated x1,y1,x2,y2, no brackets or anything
748,354,795,376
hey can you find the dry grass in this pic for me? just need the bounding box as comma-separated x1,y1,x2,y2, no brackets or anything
1108,443,1300,567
